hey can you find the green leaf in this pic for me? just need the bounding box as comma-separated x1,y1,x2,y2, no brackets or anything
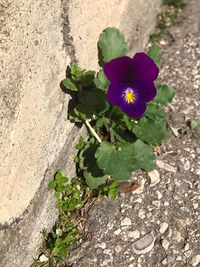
132,117,169,145
62,78,78,91
98,27,128,64
108,188,118,199
132,140,155,171
95,140,155,181
190,120,198,130
96,142,134,180
48,180,57,190
154,84,175,104
79,86,110,115
94,69,109,91
84,171,107,189
145,103,166,121
75,136,85,150
81,143,105,177
147,44,162,66
70,104,93,122
70,63,83,79
55,170,68,184
79,70,95,87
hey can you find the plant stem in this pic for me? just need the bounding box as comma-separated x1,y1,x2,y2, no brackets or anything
85,120,102,143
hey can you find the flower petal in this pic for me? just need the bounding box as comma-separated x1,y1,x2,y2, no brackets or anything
132,52,159,82
135,80,157,102
120,100,147,119
104,56,135,84
107,82,123,106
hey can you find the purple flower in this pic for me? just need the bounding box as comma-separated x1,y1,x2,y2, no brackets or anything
104,53,159,119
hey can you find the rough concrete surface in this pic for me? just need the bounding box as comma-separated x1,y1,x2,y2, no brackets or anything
64,1,200,266
0,0,161,266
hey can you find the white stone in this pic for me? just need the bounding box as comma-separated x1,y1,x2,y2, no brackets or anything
152,200,161,207
132,232,155,255
191,255,200,266
162,239,170,250
97,242,106,249
138,209,146,219
184,243,190,251
114,229,121,235
115,245,122,253
196,169,200,175
159,222,169,234
39,254,48,262
183,160,190,171
193,202,199,209
156,190,162,199
148,170,160,187
127,230,140,239
156,160,176,172
121,217,132,227
162,258,167,265
176,255,182,261
132,179,145,194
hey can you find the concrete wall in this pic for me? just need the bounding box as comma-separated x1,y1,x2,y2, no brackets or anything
0,0,160,266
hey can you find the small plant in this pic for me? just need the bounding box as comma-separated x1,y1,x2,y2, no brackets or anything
32,27,175,266
63,28,175,188
32,170,119,266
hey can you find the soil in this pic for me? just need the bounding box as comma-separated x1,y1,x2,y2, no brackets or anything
65,0,200,266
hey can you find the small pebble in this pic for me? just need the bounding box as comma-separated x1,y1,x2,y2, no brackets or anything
159,222,169,234
193,202,199,209
132,232,155,255
183,160,190,171
191,255,200,266
184,243,190,251
138,209,146,219
196,169,200,175
156,190,162,199
97,242,106,249
115,245,122,253
176,255,182,261
156,160,176,172
39,255,48,262
114,228,121,235
162,239,170,250
148,170,160,187
127,230,140,239
121,217,132,227
152,200,161,207
162,258,167,265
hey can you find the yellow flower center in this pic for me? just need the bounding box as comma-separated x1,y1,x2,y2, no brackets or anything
124,89,136,103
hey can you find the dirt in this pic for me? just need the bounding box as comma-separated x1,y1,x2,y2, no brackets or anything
64,0,200,266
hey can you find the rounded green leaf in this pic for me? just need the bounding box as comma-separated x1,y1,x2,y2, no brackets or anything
145,103,166,121
154,84,175,104
132,117,169,145
84,171,107,189
147,44,162,66
95,141,155,181
98,27,128,64
62,78,78,91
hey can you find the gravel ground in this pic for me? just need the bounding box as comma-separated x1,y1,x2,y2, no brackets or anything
65,1,200,266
